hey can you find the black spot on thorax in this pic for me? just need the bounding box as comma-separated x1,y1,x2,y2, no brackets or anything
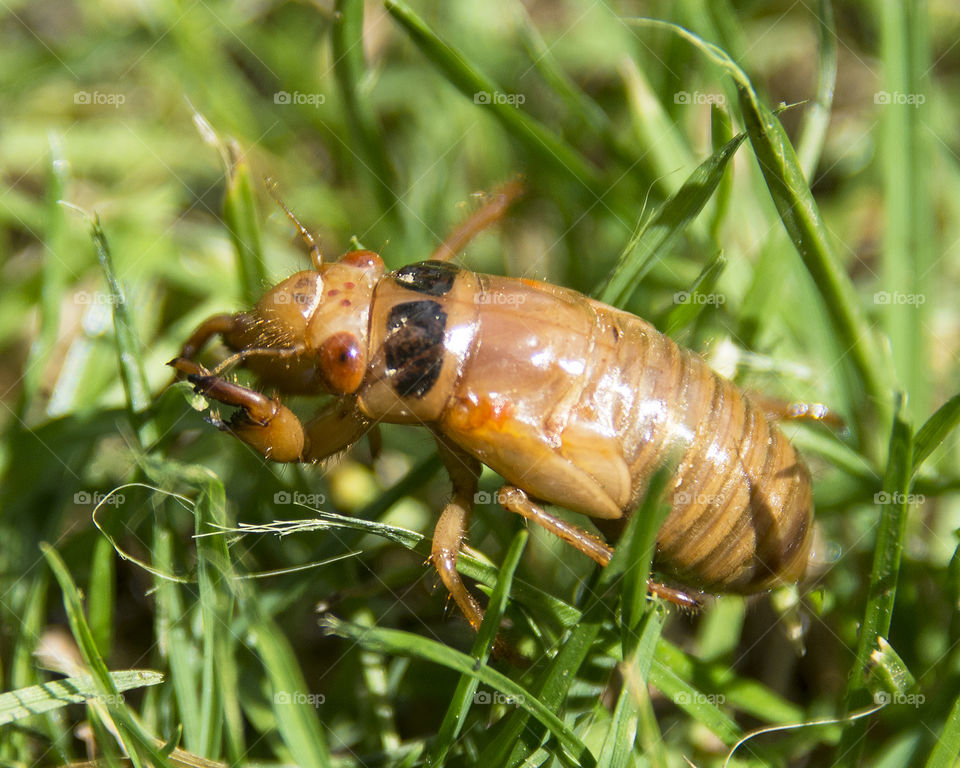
384,300,447,398
393,260,459,296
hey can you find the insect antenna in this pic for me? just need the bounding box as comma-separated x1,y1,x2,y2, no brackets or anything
265,177,323,270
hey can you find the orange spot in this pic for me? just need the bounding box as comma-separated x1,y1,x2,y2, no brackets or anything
341,250,383,270
520,278,542,289
449,395,514,432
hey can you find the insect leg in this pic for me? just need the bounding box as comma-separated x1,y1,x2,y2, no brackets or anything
497,486,613,566
430,433,485,630
428,179,524,263
498,485,703,611
170,357,307,462
171,357,372,463
178,313,242,361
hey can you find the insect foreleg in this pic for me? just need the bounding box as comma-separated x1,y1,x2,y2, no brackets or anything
170,358,369,463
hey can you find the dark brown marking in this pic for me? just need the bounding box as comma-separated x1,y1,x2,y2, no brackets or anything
394,261,459,297
384,300,447,398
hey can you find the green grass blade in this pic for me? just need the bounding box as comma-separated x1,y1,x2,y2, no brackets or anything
429,529,528,766
42,544,172,767
653,638,803,724
838,403,913,765
626,17,888,456
663,250,726,336
912,392,960,474
649,656,741,745
0,670,163,726
21,137,70,412
734,85,887,450
153,520,202,752
877,0,933,424
333,0,403,230
87,536,116,661
246,609,333,768
597,131,746,308
222,142,266,305
795,0,837,179
193,475,230,759
925,692,960,768
83,214,158,447
384,0,603,194
323,615,595,767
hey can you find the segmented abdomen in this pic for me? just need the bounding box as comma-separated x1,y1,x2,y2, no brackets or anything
578,302,813,591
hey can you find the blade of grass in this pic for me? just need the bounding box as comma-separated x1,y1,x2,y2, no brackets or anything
333,0,403,232
709,105,733,241
485,466,675,767
625,17,889,458
596,130,746,308
153,519,202,752
878,0,933,424
0,670,164,726
42,544,173,767
837,401,913,765
245,607,333,768
429,529,528,766
87,535,116,661
20,137,71,413
925,692,960,768
795,0,837,179
323,614,594,767
222,141,266,305
74,211,158,447
384,0,604,197
912,391,960,474
663,250,726,336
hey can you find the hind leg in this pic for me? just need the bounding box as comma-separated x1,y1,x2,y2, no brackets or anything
497,485,702,611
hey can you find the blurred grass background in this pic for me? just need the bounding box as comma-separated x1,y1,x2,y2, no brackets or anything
1,0,960,766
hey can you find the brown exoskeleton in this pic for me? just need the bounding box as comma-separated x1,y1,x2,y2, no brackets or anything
170,181,816,631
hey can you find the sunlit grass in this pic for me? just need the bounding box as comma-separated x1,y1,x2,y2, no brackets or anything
1,1,959,766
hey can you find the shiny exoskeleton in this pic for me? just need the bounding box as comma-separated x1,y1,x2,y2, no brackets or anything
171,184,814,631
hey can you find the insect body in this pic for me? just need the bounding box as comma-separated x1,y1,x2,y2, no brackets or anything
171,185,813,630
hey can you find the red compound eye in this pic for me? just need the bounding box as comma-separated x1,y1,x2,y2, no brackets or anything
318,331,365,393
